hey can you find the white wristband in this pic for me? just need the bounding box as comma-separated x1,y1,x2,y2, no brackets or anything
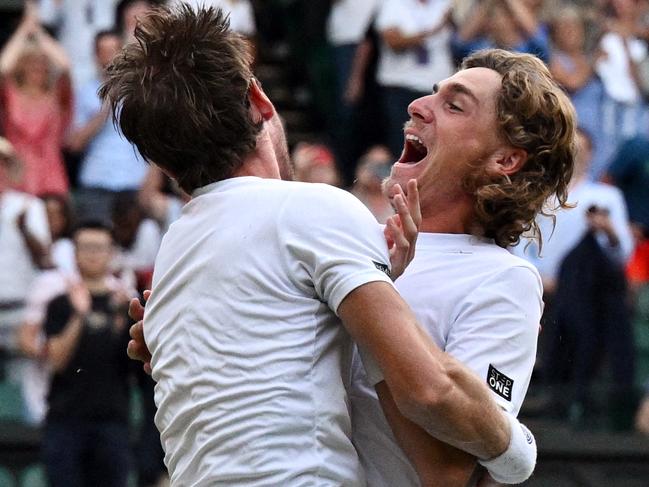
478,413,537,484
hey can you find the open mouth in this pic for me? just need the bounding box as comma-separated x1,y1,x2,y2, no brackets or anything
398,134,428,165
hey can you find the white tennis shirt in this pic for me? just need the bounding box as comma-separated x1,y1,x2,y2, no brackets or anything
144,177,393,486
350,233,542,487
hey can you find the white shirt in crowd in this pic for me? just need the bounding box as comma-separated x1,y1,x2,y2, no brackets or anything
513,180,634,283
145,177,393,486
596,32,647,105
0,190,50,304
175,0,256,36
351,233,542,487
39,0,118,89
50,238,76,275
376,0,455,93
113,218,162,273
327,0,379,46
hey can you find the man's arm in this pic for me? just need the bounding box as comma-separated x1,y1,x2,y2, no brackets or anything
65,104,109,153
348,264,542,484
337,281,510,460
46,283,91,372
376,382,477,487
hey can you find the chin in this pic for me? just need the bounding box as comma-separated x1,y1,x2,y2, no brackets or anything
381,174,405,200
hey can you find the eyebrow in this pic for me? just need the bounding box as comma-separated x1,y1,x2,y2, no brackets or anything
434,81,480,106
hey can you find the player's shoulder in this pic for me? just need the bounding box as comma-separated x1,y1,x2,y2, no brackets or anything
278,180,369,211
482,244,542,287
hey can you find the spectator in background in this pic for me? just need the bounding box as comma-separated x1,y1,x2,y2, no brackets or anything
552,205,636,428
515,129,635,424
452,0,550,64
0,137,50,421
16,193,77,425
595,0,649,179
42,221,135,487
549,5,607,179
515,128,633,301
375,0,455,158
350,145,394,223
326,0,379,184
111,192,162,294
66,30,147,224
41,193,76,274
0,2,71,197
39,0,118,89
292,141,342,186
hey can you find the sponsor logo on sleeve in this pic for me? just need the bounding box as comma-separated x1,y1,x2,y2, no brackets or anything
372,260,391,278
521,425,534,445
487,364,513,401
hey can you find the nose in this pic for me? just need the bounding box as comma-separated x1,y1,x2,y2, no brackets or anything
407,95,434,123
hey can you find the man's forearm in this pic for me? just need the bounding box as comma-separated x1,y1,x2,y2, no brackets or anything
47,313,84,372
20,230,50,269
339,282,510,459
392,338,511,460
376,381,477,487
66,109,107,152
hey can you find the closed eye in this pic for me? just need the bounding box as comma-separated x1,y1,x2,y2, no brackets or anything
448,102,463,112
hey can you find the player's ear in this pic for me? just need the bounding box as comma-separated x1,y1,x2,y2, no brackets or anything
486,147,528,177
248,78,275,124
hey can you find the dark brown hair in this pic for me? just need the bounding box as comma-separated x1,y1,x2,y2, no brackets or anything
99,5,259,193
461,49,576,248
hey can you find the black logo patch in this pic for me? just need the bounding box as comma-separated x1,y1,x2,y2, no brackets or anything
372,261,391,278
487,364,513,401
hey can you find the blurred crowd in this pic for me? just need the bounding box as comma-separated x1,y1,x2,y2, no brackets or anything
0,0,649,485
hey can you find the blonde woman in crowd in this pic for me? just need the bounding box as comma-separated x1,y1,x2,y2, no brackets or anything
0,1,71,197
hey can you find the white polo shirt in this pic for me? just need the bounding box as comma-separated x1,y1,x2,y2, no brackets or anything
0,190,50,304
327,0,379,46
145,177,393,486
350,233,542,487
376,0,454,92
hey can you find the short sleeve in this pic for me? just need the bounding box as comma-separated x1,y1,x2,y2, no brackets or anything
278,185,394,315
446,265,542,415
25,197,51,247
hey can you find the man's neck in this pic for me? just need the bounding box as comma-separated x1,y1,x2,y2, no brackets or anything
231,130,281,180
81,276,109,294
419,199,474,235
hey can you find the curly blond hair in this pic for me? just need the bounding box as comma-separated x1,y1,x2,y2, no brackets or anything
460,49,576,248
